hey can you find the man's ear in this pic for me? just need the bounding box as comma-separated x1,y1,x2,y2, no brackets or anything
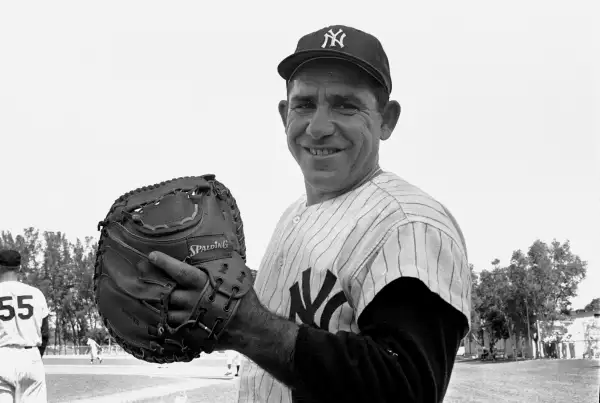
380,100,401,141
278,100,289,128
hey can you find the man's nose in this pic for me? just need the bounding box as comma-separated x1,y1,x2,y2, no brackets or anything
306,107,335,139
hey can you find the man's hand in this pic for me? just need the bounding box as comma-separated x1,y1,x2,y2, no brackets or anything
148,250,266,352
148,250,301,386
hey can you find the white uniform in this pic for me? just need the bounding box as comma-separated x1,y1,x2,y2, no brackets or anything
227,350,242,367
0,281,49,403
86,338,102,362
236,172,470,403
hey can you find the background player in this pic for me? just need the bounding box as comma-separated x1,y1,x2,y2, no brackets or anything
0,249,49,403
225,350,242,377
86,337,103,364
148,24,471,403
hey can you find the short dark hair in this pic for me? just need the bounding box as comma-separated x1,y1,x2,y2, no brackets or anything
362,74,390,115
0,249,21,270
286,72,390,115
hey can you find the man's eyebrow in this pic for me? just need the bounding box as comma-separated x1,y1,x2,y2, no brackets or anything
331,94,367,107
289,93,368,107
289,94,315,103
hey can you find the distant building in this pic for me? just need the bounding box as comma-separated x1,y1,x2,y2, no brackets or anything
570,309,600,318
460,310,600,359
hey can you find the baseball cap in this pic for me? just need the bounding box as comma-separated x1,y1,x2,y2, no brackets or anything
278,25,392,94
0,249,21,268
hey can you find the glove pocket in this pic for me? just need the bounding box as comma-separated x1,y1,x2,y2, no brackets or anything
95,272,169,351
106,222,192,263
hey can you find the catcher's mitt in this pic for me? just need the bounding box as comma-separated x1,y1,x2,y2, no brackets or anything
94,175,252,363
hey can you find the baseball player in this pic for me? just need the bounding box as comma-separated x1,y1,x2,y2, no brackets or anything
148,25,471,403
225,350,242,377
0,250,49,403
86,338,103,364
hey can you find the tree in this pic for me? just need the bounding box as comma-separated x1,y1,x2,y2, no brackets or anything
584,298,600,312
549,239,587,313
505,249,538,358
474,268,511,348
466,264,484,352
505,239,587,358
527,239,587,323
43,231,70,351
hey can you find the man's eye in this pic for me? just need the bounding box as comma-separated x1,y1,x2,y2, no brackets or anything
293,103,314,110
337,103,358,110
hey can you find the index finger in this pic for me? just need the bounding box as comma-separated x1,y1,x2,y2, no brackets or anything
148,251,205,287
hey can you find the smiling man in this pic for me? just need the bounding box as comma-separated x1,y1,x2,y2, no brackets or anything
234,24,472,402
149,24,472,403
282,61,391,201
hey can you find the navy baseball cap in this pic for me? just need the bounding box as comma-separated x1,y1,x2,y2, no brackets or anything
278,25,392,94
0,249,21,268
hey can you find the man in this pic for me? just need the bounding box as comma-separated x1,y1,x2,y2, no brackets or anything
490,344,497,362
225,350,242,377
556,333,563,359
150,25,470,402
550,335,558,358
560,334,568,359
86,337,103,364
565,334,576,359
480,346,489,361
0,249,49,403
544,335,554,358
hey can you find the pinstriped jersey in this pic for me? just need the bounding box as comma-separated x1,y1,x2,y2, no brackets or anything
236,171,471,403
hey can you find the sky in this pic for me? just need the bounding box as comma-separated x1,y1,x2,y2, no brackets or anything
0,1,597,310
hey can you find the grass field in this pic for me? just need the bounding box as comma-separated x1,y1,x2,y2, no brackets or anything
443,358,599,403
48,374,179,402
43,355,599,403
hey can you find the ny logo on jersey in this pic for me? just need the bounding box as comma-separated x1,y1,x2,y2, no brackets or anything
321,28,346,49
288,268,347,331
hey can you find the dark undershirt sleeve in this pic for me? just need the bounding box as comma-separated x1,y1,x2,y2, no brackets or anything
291,277,469,403
39,315,49,357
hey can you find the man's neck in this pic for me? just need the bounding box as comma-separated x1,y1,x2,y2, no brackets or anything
305,165,383,206
0,271,19,283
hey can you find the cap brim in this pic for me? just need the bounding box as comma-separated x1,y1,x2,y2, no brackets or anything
278,49,390,94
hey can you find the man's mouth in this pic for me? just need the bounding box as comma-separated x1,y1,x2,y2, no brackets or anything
305,148,342,156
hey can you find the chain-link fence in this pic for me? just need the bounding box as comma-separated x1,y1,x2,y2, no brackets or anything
44,344,129,356
462,338,599,360
539,339,600,359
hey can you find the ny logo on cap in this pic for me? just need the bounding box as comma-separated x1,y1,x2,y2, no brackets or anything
321,28,346,49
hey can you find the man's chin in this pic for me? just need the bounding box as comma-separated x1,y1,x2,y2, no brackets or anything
304,170,346,192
